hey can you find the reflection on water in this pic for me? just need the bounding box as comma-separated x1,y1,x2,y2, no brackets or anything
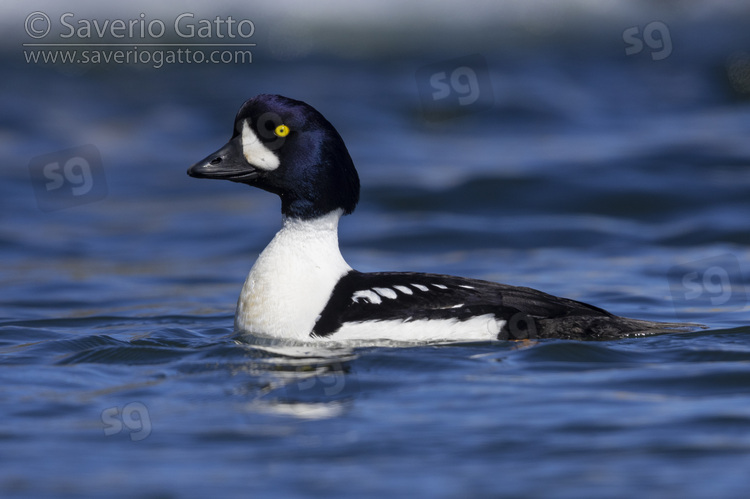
238,341,359,419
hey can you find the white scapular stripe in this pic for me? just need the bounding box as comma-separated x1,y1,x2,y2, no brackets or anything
393,285,413,295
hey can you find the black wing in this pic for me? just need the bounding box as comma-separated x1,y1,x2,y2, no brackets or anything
309,271,672,341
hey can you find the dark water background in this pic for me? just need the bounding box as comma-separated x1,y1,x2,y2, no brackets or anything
2,3,750,497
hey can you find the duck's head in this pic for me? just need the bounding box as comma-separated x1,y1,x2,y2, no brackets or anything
188,94,360,220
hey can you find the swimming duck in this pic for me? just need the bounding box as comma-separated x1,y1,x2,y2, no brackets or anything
188,94,688,342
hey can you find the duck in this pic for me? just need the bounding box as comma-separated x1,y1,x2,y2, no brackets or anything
188,94,689,343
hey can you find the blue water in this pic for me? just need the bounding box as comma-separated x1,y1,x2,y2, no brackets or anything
3,5,750,497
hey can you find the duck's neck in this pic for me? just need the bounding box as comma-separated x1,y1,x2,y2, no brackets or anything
234,209,352,340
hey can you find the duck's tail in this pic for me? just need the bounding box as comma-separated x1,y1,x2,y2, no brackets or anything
499,312,705,341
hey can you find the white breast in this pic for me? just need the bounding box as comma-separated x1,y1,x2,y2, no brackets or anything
234,209,351,340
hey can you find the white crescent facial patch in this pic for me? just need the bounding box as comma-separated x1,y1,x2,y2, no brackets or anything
241,120,280,171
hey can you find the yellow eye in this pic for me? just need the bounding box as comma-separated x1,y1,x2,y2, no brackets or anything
274,124,290,137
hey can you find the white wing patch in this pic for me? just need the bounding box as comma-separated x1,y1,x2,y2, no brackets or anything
353,287,400,303
372,287,398,299
241,121,280,171
352,289,382,304
350,281,462,306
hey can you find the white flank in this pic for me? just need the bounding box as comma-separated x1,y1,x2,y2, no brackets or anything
412,284,429,292
241,121,280,171
235,210,351,340
333,315,506,343
393,285,413,295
